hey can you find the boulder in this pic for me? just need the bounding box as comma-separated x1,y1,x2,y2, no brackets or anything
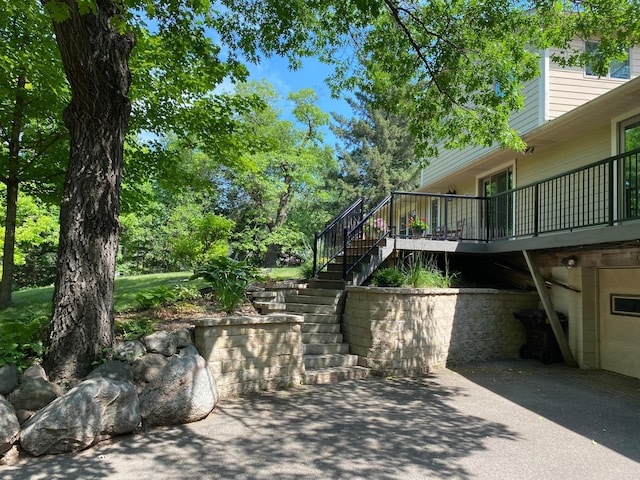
8,377,64,411
178,345,200,357
0,364,18,396
113,340,146,363
143,331,177,357
20,377,140,456
87,361,134,383
21,364,48,382
0,396,20,455
14,409,36,425
174,328,194,348
132,353,169,384
139,354,218,426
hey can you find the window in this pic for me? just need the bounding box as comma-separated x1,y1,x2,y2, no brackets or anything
611,294,640,317
619,116,640,218
585,41,630,79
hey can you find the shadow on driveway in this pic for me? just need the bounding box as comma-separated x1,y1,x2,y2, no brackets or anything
2,360,640,479
451,359,640,463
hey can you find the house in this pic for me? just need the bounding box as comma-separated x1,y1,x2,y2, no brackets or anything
415,41,640,379
313,40,640,380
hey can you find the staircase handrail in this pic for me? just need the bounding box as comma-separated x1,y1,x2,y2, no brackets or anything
312,198,365,277
342,195,393,281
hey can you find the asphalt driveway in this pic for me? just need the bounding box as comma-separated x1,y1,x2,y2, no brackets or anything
2,359,640,479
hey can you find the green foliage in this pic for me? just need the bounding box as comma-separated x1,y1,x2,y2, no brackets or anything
91,347,115,367
402,254,459,288
372,268,405,288
332,92,419,206
300,262,315,281
170,212,234,269
116,319,157,341
372,255,460,288
192,257,263,313
220,81,338,266
134,285,179,309
118,191,234,274
0,193,60,288
0,313,49,370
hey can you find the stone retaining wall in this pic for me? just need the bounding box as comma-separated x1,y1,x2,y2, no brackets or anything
343,287,539,376
194,314,305,399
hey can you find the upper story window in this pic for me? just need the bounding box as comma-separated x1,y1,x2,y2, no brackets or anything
585,41,630,79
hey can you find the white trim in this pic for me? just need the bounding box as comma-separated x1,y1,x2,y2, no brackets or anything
474,160,517,196
540,49,550,124
612,108,640,155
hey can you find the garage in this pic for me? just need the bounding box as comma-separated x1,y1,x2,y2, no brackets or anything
599,268,640,379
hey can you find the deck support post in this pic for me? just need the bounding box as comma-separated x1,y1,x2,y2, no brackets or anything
523,250,577,366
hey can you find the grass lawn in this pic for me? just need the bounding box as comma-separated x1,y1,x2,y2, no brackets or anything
0,267,305,324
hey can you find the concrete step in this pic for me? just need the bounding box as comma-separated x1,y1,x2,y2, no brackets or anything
300,288,344,298
302,332,343,344
286,294,339,306
307,279,346,290
304,353,359,369
286,303,337,315
304,366,370,385
303,343,350,355
301,323,340,334
317,270,349,281
248,291,277,300
253,302,287,314
299,313,340,324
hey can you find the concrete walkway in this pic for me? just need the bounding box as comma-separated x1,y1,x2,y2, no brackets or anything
2,360,640,479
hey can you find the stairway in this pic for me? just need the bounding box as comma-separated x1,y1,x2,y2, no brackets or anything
285,280,369,385
248,239,393,385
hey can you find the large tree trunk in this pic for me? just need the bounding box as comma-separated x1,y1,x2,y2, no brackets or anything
43,0,135,382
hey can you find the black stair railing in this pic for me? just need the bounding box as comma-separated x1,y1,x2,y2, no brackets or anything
312,198,364,278
342,195,393,281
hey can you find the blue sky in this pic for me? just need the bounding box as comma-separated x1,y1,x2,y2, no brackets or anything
245,56,353,148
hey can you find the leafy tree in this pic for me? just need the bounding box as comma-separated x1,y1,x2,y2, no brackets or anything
225,81,337,267
0,0,69,307
332,92,418,208
33,0,639,381
0,192,59,288
40,0,253,381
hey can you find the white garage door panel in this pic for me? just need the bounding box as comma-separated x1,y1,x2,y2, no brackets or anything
599,268,640,379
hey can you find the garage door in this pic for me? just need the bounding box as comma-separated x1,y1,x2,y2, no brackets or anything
599,268,640,379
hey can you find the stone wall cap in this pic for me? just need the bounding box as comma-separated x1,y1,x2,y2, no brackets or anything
346,286,537,296
193,314,304,327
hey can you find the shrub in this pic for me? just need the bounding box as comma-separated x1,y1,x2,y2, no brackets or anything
134,285,178,309
402,253,459,288
192,257,263,313
372,268,405,287
0,313,49,371
116,318,157,341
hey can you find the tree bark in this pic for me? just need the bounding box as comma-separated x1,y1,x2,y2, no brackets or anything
0,75,26,308
42,0,135,382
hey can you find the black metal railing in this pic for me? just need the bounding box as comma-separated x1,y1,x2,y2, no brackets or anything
342,195,393,280
312,198,364,277
490,147,640,239
389,191,484,241
312,147,640,281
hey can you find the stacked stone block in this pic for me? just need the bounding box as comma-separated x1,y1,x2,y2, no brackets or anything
343,287,539,376
194,314,305,399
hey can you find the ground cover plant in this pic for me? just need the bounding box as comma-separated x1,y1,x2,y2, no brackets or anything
0,267,305,369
